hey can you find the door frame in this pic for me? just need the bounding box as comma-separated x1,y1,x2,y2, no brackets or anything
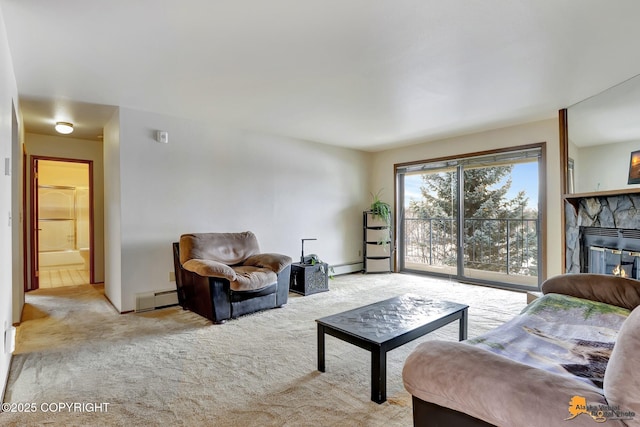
27,156,95,291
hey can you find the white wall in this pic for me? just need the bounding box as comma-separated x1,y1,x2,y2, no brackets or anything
25,133,105,283
103,110,122,311
108,108,371,312
10,102,21,326
370,118,563,279
573,140,640,193
0,5,19,400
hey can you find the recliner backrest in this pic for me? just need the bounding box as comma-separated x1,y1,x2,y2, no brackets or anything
179,231,261,266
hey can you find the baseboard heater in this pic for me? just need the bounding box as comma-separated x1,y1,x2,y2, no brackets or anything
135,289,179,312
330,262,364,276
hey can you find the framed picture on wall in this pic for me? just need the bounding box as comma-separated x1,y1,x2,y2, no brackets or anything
628,150,640,184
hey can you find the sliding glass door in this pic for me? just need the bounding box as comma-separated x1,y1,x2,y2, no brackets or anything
403,166,458,276
397,147,541,289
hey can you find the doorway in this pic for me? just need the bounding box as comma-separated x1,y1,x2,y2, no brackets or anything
29,157,94,290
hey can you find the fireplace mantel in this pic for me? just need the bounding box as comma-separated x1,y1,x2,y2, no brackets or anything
563,188,640,210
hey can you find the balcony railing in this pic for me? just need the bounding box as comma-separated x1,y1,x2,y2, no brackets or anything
403,217,539,277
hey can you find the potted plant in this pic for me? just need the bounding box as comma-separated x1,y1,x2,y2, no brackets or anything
307,254,335,279
367,190,392,251
369,189,392,226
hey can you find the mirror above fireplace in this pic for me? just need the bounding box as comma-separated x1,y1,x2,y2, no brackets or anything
566,73,640,194
561,73,640,273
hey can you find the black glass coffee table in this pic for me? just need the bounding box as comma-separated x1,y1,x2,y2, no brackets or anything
316,294,468,403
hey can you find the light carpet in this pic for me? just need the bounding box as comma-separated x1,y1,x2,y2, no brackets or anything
3,273,527,426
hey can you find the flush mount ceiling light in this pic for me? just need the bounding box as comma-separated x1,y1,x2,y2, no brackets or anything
54,122,74,134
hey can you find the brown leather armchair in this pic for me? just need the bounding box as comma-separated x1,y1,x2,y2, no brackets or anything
172,231,292,323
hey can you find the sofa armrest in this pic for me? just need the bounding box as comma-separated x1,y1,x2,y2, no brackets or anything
244,253,292,274
604,305,640,421
541,274,640,310
182,259,237,281
403,341,623,427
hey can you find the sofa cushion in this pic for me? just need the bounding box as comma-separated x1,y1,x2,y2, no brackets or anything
229,266,277,291
603,305,640,424
466,293,629,389
180,232,260,265
403,341,615,427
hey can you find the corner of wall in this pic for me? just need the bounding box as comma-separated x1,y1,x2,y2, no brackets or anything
102,109,122,312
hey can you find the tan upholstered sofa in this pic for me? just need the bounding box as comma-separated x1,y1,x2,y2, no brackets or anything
172,231,292,323
403,274,640,427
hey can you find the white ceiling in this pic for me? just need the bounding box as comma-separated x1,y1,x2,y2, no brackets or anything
2,0,640,151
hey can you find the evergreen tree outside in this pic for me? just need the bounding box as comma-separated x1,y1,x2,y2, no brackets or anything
407,170,458,268
407,164,538,277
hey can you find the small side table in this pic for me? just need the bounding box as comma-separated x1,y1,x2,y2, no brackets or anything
526,291,543,304
290,262,329,296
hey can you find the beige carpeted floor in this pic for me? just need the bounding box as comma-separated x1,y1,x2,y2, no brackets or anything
3,273,527,426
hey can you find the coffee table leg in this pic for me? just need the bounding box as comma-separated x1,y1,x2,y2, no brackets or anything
317,324,325,372
371,347,386,404
459,308,468,341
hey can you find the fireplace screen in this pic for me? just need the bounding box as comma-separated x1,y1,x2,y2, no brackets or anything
580,227,640,278
588,246,639,278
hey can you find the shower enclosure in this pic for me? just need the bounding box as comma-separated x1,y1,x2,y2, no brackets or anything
38,185,90,271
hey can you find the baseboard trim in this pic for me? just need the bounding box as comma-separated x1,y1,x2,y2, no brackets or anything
330,262,364,276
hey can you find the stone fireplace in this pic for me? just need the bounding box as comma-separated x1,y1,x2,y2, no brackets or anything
565,192,640,274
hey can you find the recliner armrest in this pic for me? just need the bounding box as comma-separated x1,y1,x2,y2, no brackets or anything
244,253,292,274
182,258,237,281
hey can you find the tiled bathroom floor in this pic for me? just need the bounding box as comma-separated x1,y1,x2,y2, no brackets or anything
39,269,90,288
